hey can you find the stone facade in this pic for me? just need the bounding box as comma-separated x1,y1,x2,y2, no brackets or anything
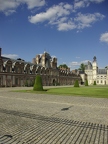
0,48,81,87
85,56,108,85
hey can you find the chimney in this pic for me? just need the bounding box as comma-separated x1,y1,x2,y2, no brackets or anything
32,58,36,64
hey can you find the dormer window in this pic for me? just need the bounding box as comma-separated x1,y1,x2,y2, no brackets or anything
7,66,11,72
15,67,18,73
27,69,29,74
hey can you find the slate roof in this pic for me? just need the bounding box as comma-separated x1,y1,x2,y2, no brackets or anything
98,69,107,74
85,61,92,70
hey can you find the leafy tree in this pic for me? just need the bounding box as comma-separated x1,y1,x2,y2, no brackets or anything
79,63,85,72
33,75,43,91
58,64,68,69
85,79,88,86
74,80,79,87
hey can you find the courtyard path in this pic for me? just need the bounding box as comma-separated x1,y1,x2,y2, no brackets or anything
0,87,108,144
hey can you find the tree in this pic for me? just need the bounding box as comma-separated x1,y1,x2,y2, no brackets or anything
85,79,88,86
33,75,43,91
58,64,68,69
74,80,79,87
79,63,85,72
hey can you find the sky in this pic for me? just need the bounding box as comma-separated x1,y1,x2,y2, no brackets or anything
0,0,108,70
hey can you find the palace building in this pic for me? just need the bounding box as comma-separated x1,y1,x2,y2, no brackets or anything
85,56,108,85
0,48,81,87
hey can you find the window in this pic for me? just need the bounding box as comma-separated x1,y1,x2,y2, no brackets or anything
104,81,106,85
15,78,18,85
27,69,30,74
15,67,18,73
97,80,99,83
7,66,11,72
18,68,20,73
101,80,102,83
21,68,23,73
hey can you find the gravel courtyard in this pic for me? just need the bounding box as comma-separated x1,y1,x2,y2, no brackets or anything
0,87,108,144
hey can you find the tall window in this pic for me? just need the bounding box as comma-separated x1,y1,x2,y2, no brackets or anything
15,67,18,73
7,66,11,72
27,69,30,74
15,78,18,85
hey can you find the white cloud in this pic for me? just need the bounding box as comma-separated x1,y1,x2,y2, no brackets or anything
69,60,89,67
4,9,16,16
18,0,46,9
0,0,46,15
2,54,19,59
81,60,90,64
28,3,72,24
100,32,108,44
28,1,105,31
75,12,105,29
0,0,19,12
74,0,105,10
90,0,105,3
74,0,90,10
0,0,105,31
67,58,93,70
58,21,76,31
70,61,80,66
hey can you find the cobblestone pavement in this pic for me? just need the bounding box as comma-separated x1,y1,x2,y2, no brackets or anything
0,87,108,144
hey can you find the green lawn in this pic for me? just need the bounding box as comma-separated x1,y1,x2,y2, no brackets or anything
14,86,108,98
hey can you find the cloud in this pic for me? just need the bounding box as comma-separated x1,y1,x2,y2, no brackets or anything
74,0,105,10
70,61,80,66
18,0,46,9
75,12,105,29
57,21,76,31
0,0,46,15
4,9,16,16
74,0,90,10
2,54,19,59
69,60,90,69
28,3,72,24
0,0,19,13
28,1,105,31
90,0,105,3
0,0,105,32
100,32,108,44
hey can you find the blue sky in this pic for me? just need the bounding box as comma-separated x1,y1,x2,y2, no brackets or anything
0,0,108,70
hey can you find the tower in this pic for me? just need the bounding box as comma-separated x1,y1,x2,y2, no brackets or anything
36,55,40,65
41,53,45,67
92,56,98,81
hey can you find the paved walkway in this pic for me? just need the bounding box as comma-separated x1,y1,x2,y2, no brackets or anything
0,87,108,144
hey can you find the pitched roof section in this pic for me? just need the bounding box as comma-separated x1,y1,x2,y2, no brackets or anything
98,69,107,74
